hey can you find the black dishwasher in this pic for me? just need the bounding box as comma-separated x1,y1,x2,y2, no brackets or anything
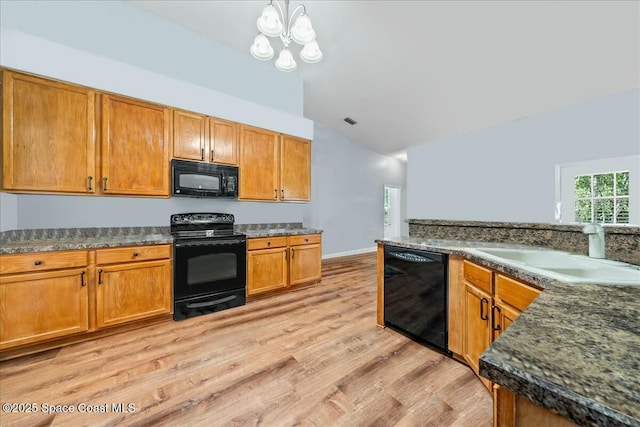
384,245,449,354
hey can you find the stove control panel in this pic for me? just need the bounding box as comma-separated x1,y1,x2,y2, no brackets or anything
171,213,235,225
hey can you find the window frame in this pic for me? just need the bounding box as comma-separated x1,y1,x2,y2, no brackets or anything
555,155,639,225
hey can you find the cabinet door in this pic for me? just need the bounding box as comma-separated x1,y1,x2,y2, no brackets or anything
280,135,311,201
101,94,170,196
2,71,95,193
493,302,520,341
173,109,206,161
463,282,492,390
210,118,238,165
289,244,321,286
96,260,172,328
0,269,89,350
247,247,288,296
239,126,279,200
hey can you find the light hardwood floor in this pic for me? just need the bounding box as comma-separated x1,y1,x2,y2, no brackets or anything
0,253,492,426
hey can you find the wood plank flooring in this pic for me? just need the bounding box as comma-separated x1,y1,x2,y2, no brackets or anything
0,252,492,426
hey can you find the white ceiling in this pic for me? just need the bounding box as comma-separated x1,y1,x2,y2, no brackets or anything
128,1,640,157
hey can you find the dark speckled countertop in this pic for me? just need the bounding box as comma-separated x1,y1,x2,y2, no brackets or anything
0,224,323,255
376,237,640,427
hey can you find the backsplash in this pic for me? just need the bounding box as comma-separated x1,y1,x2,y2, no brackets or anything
408,220,640,265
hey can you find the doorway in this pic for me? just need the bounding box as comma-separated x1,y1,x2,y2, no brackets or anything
384,186,402,239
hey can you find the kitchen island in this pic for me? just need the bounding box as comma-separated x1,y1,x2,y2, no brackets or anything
376,237,640,427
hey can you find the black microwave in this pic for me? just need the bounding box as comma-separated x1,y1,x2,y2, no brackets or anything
171,159,238,198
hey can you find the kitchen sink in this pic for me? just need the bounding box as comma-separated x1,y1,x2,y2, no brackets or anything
467,247,640,285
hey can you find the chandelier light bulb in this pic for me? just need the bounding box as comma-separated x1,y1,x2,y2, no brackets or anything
275,48,297,72
257,4,283,37
250,33,274,60
300,40,323,63
291,14,316,44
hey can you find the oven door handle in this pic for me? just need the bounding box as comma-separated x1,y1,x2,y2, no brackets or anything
186,295,237,308
175,239,246,248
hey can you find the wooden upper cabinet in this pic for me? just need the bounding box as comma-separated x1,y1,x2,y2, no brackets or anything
101,94,171,196
210,118,238,165
173,109,206,161
173,112,238,165
281,135,311,201
239,126,280,200
2,70,96,193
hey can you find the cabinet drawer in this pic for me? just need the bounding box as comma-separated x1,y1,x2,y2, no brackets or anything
0,251,88,275
247,237,288,251
495,274,541,312
96,244,171,265
463,260,492,293
288,234,321,246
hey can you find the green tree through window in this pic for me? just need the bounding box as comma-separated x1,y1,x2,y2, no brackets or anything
574,171,629,224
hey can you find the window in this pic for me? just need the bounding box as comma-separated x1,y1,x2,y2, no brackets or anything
556,155,639,224
384,187,391,226
574,171,629,223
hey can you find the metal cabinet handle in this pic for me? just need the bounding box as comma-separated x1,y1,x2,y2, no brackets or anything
201,148,205,160
34,260,42,266
103,177,108,191
291,248,295,259
492,306,502,331
274,189,277,199
267,241,271,246
88,176,93,191
98,269,103,284
133,252,139,257
284,249,287,259
305,238,309,242
80,271,86,287
480,297,489,321
281,189,284,198
210,150,214,162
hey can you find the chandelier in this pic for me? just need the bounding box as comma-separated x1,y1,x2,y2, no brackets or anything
250,0,323,72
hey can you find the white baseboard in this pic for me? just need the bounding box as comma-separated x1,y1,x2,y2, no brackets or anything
322,246,377,260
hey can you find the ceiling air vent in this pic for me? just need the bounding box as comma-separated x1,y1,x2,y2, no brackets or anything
343,117,357,125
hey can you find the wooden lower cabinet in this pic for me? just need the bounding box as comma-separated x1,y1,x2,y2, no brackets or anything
464,281,492,390
0,268,89,350
247,234,322,297
451,259,543,426
247,247,288,295
96,259,172,328
0,244,172,358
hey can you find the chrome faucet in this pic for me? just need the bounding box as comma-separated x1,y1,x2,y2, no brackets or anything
582,223,605,259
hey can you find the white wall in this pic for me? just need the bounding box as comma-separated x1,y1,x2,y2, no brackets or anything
0,0,303,116
304,123,407,257
407,89,640,223
15,195,305,229
0,193,18,231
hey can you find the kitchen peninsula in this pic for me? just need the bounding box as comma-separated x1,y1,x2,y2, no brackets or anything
376,220,640,427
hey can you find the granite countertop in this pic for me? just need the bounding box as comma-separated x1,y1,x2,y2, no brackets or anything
0,224,324,255
0,227,173,255
242,228,323,238
235,222,323,238
377,237,640,427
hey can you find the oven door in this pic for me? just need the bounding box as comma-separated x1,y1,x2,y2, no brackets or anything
173,237,246,301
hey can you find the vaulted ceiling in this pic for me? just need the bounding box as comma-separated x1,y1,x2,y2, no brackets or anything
128,1,640,157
